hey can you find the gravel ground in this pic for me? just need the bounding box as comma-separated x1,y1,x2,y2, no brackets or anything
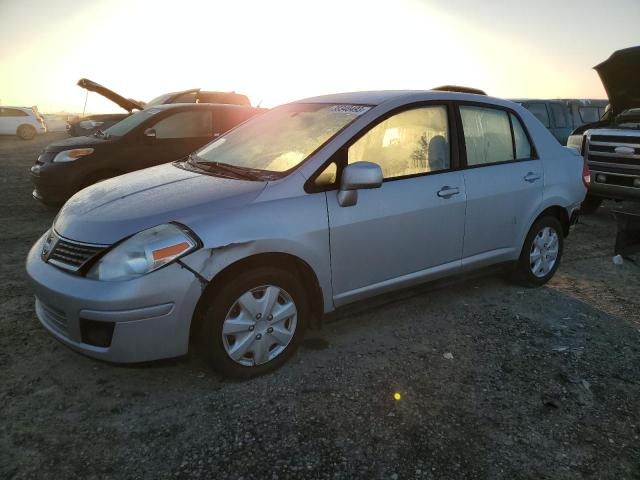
1,133,639,480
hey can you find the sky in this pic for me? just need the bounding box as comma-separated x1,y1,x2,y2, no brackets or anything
0,0,638,113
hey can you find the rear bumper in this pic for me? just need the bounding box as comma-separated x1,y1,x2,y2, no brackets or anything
26,233,204,363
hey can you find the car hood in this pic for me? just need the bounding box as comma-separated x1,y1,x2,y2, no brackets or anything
594,46,640,115
44,135,113,153
77,78,144,113
54,163,267,244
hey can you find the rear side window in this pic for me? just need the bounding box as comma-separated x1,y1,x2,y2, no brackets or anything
525,103,550,128
348,105,450,179
460,106,513,166
0,108,28,117
152,111,212,139
579,106,600,123
510,113,533,160
549,104,568,128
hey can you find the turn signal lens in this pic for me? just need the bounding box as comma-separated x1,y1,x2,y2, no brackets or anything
52,148,95,163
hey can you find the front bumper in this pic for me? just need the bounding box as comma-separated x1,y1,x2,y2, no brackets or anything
26,233,204,363
589,167,640,200
30,161,80,205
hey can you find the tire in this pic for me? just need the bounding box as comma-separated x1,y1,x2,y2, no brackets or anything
513,216,564,287
17,124,36,140
581,195,603,215
199,266,308,378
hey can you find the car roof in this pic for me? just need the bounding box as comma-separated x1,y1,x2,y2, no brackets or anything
0,106,33,110
510,99,566,105
296,90,512,108
146,102,256,111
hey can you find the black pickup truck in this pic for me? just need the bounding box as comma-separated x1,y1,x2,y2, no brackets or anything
566,47,640,213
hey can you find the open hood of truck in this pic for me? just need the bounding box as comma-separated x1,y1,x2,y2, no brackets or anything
77,78,145,113
594,46,640,115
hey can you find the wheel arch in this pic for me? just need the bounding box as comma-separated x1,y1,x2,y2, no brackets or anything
189,252,324,342
535,205,570,237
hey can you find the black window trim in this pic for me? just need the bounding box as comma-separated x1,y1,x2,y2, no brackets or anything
305,100,460,193
454,100,539,171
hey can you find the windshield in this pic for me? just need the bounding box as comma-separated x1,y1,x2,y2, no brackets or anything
104,108,162,136
194,103,371,173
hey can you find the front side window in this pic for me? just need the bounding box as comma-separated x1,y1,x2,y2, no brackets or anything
348,106,450,179
526,103,550,128
460,106,513,166
152,111,212,139
195,103,369,173
550,104,568,128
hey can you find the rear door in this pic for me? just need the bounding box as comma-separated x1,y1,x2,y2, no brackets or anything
143,109,214,167
457,104,542,269
326,103,466,304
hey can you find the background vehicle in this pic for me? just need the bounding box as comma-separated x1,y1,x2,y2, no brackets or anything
67,78,252,136
0,106,46,140
27,90,586,377
31,103,264,205
560,99,608,129
511,99,573,144
566,46,640,213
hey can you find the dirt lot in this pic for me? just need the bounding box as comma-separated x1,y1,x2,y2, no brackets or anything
1,133,639,480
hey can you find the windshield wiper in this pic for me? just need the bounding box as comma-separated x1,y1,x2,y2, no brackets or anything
188,154,264,180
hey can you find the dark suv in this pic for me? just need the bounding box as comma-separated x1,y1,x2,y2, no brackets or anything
66,78,251,136
32,103,264,205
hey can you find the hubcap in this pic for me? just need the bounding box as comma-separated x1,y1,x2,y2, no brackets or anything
221,285,297,366
529,226,559,278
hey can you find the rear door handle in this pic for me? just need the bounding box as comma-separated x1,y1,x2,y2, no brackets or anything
524,172,541,183
437,186,460,198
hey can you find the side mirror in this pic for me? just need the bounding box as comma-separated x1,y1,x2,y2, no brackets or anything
143,128,157,141
337,161,383,207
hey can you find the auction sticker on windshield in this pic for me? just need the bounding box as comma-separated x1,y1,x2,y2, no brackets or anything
328,105,371,115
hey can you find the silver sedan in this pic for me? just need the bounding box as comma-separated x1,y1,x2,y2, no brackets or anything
27,89,587,377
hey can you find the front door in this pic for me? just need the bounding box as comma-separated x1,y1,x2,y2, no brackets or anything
326,104,466,305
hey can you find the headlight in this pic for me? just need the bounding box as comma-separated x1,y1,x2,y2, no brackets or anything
52,148,94,163
566,134,584,153
86,223,199,281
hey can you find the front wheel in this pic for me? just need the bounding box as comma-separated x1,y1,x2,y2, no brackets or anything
513,216,564,287
199,267,308,378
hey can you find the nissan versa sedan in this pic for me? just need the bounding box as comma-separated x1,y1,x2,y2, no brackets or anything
26,90,588,378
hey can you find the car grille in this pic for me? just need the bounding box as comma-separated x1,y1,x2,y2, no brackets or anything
35,297,69,337
587,134,640,167
43,231,107,272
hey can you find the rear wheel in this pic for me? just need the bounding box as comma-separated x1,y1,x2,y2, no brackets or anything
581,195,603,214
199,267,308,378
17,124,36,140
513,216,564,287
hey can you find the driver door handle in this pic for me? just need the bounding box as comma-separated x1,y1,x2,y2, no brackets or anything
437,186,460,198
524,172,541,183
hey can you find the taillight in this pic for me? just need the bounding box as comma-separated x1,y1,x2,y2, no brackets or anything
582,157,591,189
